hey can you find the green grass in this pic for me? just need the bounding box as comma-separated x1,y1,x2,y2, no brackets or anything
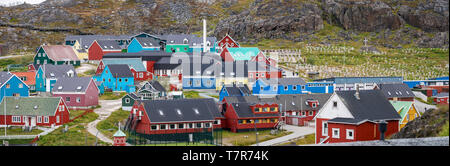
183,90,203,99
222,129,292,146
96,109,130,140
69,109,90,120
36,111,110,146
136,142,216,146
279,134,315,146
0,127,44,135
0,139,34,145
0,54,34,71
438,121,449,137
99,92,127,100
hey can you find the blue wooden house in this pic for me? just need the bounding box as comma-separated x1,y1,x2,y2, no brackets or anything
304,82,334,94
182,63,216,89
0,72,30,101
403,76,449,89
93,64,135,93
219,84,251,101
127,37,162,53
314,76,403,91
35,64,77,92
252,78,307,95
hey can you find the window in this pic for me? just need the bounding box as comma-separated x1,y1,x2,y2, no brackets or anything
309,111,313,116
178,124,184,129
188,123,194,129
205,123,211,128
151,125,157,131
196,123,202,128
119,78,122,82
322,121,328,135
19,83,23,88
6,84,10,89
169,124,176,129
293,85,297,90
139,73,143,78
284,86,288,90
66,97,70,102
312,103,317,108
301,111,306,116
12,116,21,123
332,128,340,138
273,86,277,91
37,116,42,123
301,85,305,90
160,124,167,130
56,116,60,123
76,97,81,103
44,116,49,123
125,98,130,103
333,101,338,107
346,129,354,140
214,120,221,125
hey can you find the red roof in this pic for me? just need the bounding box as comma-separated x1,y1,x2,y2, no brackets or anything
11,71,36,86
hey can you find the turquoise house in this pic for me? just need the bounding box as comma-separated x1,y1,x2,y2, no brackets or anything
94,64,135,93
0,72,30,101
127,37,162,53
35,64,77,92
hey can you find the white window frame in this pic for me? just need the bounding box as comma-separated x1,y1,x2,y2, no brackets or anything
37,116,42,123
76,97,81,103
322,121,328,136
332,128,340,139
346,129,354,140
293,85,297,90
12,116,21,123
151,124,159,130
56,116,60,123
125,98,130,103
309,111,313,116
44,116,49,123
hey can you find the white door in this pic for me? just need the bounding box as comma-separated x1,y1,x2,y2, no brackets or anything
292,118,298,126
31,117,36,127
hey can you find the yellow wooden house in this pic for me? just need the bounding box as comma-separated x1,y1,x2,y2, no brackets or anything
215,76,248,91
389,101,421,129
70,40,89,61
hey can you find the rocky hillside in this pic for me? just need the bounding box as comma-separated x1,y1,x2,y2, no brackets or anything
0,0,448,52
391,105,449,139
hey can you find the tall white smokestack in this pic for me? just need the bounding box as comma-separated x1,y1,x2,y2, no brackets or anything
203,19,207,53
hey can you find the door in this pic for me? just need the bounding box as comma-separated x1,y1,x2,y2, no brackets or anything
31,117,36,127
292,118,298,126
24,116,29,126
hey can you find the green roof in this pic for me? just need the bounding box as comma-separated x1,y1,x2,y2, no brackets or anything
0,97,62,116
389,101,413,119
113,129,126,137
227,47,261,60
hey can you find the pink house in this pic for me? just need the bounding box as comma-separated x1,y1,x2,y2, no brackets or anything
51,77,99,109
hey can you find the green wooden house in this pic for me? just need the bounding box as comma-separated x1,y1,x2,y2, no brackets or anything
34,45,81,66
121,80,167,111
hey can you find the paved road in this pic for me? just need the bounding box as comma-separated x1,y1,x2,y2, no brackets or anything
251,125,315,146
86,99,122,145
414,98,437,113
76,63,97,74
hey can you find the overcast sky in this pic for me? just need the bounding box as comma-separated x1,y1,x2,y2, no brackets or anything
0,0,46,6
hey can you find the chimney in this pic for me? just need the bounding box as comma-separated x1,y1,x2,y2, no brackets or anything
203,19,207,53
354,85,360,100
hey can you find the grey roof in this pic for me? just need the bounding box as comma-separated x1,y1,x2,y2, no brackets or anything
65,35,131,50
224,84,251,96
331,90,402,124
0,72,14,87
158,34,216,46
182,63,216,77
106,64,133,78
102,58,147,72
141,98,221,123
140,80,166,93
127,92,140,100
41,64,77,79
434,92,449,98
224,93,332,112
96,40,123,50
52,77,93,93
377,83,415,98
260,77,307,86
314,77,403,84
135,37,161,47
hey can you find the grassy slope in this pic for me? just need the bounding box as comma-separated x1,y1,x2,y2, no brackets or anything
96,109,130,140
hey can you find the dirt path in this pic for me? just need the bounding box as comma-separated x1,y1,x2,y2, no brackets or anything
86,99,122,145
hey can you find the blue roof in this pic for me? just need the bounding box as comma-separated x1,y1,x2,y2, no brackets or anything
429,76,449,80
314,77,403,84
102,58,146,72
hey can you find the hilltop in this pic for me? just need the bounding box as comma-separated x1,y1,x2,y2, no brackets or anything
0,0,448,51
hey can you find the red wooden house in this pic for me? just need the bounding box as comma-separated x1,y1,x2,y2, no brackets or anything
0,97,70,128
217,34,240,53
314,89,401,144
222,96,280,132
51,77,99,109
124,98,223,136
280,94,332,126
88,40,123,60
433,92,449,105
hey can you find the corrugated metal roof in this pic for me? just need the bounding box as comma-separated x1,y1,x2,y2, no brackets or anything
52,77,93,93
102,58,146,72
0,97,61,116
42,45,79,61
